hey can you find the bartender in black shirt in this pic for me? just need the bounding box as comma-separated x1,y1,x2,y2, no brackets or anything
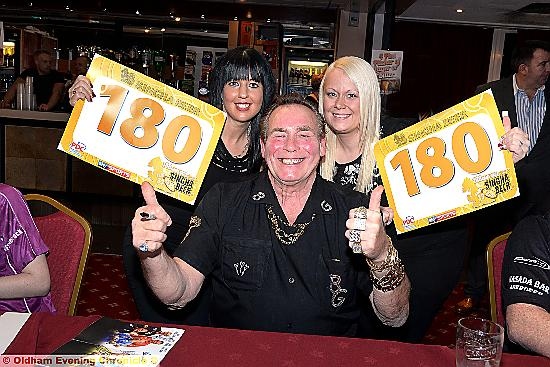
131,94,410,336
0,49,65,111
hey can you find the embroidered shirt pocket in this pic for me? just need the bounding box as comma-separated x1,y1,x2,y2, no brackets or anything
316,256,356,313
221,237,271,291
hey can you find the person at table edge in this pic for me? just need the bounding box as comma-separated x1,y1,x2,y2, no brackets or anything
132,94,410,336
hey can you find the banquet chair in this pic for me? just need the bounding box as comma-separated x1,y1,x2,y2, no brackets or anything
486,232,511,327
24,194,92,316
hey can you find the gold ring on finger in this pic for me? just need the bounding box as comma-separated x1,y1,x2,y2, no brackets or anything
353,206,368,220
138,241,149,252
349,229,361,243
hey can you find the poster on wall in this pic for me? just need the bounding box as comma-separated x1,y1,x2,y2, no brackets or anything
371,50,403,95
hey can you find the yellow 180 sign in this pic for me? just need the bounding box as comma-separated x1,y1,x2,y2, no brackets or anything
97,85,203,165
58,55,226,205
374,91,519,234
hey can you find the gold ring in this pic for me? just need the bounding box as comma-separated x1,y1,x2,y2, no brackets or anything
138,242,149,252
353,206,368,220
349,229,361,243
351,242,362,254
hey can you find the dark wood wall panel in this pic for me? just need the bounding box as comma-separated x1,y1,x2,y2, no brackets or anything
385,21,494,118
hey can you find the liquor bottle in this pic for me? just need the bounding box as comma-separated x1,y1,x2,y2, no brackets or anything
0,21,4,67
141,49,152,76
153,50,165,81
289,68,295,84
304,69,311,86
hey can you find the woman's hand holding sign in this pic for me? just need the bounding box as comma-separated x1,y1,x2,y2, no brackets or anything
68,75,95,105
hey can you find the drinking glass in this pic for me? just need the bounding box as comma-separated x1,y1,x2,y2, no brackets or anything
456,317,504,367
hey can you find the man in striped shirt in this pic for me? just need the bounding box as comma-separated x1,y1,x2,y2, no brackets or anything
457,40,550,315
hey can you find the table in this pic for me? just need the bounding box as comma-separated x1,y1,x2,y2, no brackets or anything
4,313,549,366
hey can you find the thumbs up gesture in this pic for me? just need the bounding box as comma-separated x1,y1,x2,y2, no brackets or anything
132,182,172,255
345,186,393,262
500,111,529,163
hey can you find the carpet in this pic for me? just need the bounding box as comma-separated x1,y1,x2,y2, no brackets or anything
76,253,490,347
75,253,139,320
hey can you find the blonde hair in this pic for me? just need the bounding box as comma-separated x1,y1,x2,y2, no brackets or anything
318,56,381,194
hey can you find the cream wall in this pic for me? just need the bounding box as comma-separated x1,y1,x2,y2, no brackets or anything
335,10,368,59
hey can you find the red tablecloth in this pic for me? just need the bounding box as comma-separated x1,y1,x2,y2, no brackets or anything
5,313,549,367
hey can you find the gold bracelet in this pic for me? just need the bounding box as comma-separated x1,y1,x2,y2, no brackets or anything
365,235,397,272
370,260,405,292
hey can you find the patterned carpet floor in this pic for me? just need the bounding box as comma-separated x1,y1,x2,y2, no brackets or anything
75,253,490,346
75,254,139,321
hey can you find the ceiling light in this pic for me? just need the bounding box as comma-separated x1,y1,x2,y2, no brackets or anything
201,14,205,19
161,28,166,32
234,16,238,21
246,10,252,19
456,9,463,13
144,28,150,33
267,19,271,23
309,26,314,30
175,16,181,22
136,10,140,15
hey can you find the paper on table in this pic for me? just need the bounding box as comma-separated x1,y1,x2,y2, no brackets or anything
0,312,31,354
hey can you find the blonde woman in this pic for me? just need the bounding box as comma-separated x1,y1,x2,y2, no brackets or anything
319,56,468,342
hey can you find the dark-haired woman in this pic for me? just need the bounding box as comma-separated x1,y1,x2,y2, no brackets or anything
69,47,276,324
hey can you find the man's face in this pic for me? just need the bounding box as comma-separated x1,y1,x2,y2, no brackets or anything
261,104,326,188
35,53,52,75
523,48,550,89
74,57,89,75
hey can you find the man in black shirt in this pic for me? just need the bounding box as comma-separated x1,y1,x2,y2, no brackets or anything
1,49,65,111
131,95,410,336
502,210,550,357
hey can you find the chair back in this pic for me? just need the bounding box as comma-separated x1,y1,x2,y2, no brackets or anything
24,194,92,316
486,232,511,326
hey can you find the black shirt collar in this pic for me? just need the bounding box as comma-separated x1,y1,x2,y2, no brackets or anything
249,171,336,222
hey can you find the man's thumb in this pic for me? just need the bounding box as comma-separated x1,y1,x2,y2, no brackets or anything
502,111,511,132
141,182,159,205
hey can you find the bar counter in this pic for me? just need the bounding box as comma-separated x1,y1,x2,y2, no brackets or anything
0,108,70,122
0,108,134,197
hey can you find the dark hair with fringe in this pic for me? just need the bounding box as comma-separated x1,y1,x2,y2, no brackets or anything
209,47,277,170
259,93,326,141
510,40,550,73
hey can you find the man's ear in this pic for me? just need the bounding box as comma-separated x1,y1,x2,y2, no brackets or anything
518,63,529,75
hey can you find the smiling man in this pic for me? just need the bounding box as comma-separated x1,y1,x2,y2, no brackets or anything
131,94,410,336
